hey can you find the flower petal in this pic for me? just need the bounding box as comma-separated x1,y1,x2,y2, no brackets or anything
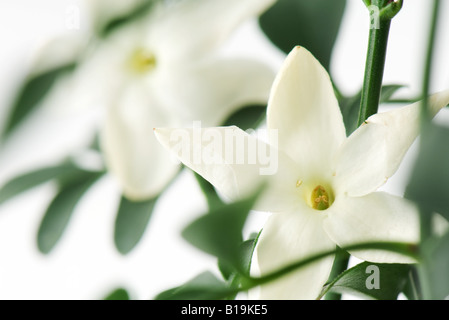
154,126,300,212
155,58,274,126
334,90,449,197
267,46,346,179
253,209,335,299
332,122,389,197
101,82,179,201
149,0,276,61
323,192,419,263
65,23,144,113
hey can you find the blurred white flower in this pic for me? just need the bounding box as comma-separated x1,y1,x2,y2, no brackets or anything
83,0,145,31
155,46,449,299
69,0,276,200
28,0,144,74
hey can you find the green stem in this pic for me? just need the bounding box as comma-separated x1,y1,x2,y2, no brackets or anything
417,0,441,300
419,0,440,244
234,241,418,298
357,0,393,126
324,247,351,300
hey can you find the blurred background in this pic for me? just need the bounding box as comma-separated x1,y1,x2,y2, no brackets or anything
0,0,448,299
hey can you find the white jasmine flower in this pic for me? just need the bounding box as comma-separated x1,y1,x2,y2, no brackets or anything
70,0,276,200
154,46,449,299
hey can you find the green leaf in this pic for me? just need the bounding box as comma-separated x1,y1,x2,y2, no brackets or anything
319,261,411,300
339,92,362,136
239,231,262,277
155,271,234,300
259,0,346,71
406,124,449,221
182,191,260,273
218,259,235,282
114,195,158,255
3,62,77,139
420,231,449,299
37,170,103,254
222,105,266,130
380,84,406,103
0,162,85,206
104,288,131,300
218,231,261,282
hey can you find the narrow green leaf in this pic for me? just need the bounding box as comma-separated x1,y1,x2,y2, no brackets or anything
217,259,235,282
222,105,266,130
379,84,406,103
0,163,84,206
37,170,102,254
259,0,346,70
406,124,449,221
182,191,260,273
104,288,131,300
319,261,411,300
114,195,158,255
218,231,261,282
155,271,234,300
239,231,262,277
339,92,362,136
3,62,77,139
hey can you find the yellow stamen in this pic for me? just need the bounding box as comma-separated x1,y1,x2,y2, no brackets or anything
311,185,330,210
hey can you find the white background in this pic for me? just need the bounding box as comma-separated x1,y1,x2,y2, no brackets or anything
0,0,448,299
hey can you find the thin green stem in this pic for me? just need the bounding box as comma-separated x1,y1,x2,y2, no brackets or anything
416,0,440,301
357,0,392,126
407,267,421,300
231,241,418,299
418,0,440,244
412,0,440,299
419,0,440,126
324,247,351,300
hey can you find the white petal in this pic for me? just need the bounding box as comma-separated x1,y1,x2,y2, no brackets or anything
253,209,335,299
154,126,301,212
323,192,420,264
334,90,449,197
157,58,274,126
101,82,179,201
267,47,346,180
333,122,389,197
149,0,276,61
32,34,88,75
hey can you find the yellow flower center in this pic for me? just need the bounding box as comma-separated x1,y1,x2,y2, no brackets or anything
130,48,156,74
296,180,334,211
311,185,331,210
